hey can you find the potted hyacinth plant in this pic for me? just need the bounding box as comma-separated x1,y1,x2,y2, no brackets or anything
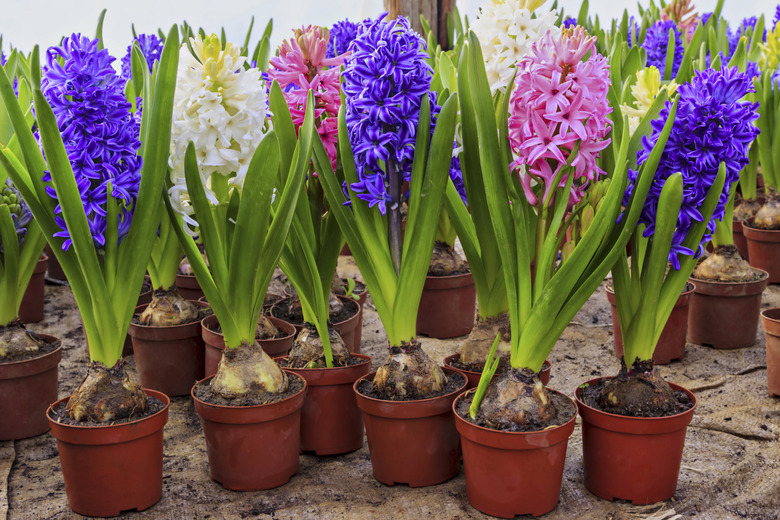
117,31,210,397
165,33,315,491
265,24,371,457
0,52,62,442
577,65,759,505
0,28,179,516
450,27,680,518
313,13,466,488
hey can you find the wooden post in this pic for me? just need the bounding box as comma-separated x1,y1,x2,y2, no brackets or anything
385,0,454,49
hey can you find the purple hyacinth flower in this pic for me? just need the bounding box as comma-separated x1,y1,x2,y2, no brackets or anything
40,34,142,251
120,33,164,81
327,18,360,59
642,20,684,78
624,66,759,268
563,17,577,28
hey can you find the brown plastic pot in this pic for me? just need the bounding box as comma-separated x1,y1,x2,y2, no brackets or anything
354,367,467,487
575,378,697,504
191,373,306,490
175,272,205,301
606,283,694,364
44,243,66,282
127,302,208,396
19,254,48,323
416,272,476,338
278,354,372,455
453,389,577,518
744,219,780,283
47,389,170,517
443,353,551,389
760,308,780,397
202,314,296,378
0,336,61,440
271,297,363,354
687,269,769,349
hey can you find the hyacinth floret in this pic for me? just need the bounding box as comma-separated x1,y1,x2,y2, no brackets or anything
774,5,780,29
267,25,345,169
472,0,560,93
563,17,577,28
642,20,684,79
624,66,759,269
508,27,612,207
41,34,142,250
342,14,434,213
168,34,270,234
627,16,640,48
0,180,33,252
326,18,360,59
661,0,698,41
120,34,164,80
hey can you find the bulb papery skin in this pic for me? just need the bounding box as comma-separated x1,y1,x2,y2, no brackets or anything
168,34,271,235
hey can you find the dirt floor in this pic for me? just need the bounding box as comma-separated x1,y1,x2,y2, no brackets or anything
2,256,780,520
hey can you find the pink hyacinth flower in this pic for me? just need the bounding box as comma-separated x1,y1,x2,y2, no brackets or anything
508,26,612,208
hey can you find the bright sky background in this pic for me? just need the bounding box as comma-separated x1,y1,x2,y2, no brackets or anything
2,0,778,66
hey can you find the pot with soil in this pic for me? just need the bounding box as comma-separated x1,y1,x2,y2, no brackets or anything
416,241,476,338
453,388,577,518
277,325,372,455
334,278,368,353
128,294,211,397
192,372,306,490
744,218,780,284
354,365,467,487
47,387,170,517
606,283,694,364
19,254,48,324
688,246,769,349
575,376,697,504
443,352,551,388
175,254,207,301
0,327,62,440
271,296,362,353
760,308,780,397
202,314,296,377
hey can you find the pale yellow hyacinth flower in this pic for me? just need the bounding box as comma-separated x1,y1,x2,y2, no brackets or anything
621,67,678,135
761,24,780,72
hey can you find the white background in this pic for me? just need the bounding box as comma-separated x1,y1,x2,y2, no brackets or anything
1,0,777,66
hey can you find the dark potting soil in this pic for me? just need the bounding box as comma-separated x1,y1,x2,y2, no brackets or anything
356,371,466,401
278,354,369,370
48,395,166,426
449,357,550,375
193,373,305,407
578,377,694,418
455,391,576,433
131,305,212,326
272,298,359,327
0,336,60,364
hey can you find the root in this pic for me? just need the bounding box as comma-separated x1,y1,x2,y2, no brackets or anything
374,340,447,399
692,245,755,282
459,313,511,366
598,359,677,417
210,340,288,398
138,287,200,326
287,324,351,368
474,368,556,430
66,360,148,423
428,241,468,276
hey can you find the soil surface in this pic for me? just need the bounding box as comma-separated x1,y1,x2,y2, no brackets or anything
579,380,695,417
48,396,166,427
192,375,305,407
2,257,780,519
456,390,577,432
356,371,467,401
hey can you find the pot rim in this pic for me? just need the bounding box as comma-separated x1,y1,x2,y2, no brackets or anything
270,297,360,329
0,336,62,371
606,281,695,298
574,377,698,429
275,353,371,373
190,372,306,411
47,388,170,431
442,353,551,374
422,270,475,290
353,368,467,406
742,217,780,234
452,388,577,443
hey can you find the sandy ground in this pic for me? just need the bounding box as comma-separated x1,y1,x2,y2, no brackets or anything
2,256,779,520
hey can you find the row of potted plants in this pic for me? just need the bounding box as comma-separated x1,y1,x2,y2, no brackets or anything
2,0,780,517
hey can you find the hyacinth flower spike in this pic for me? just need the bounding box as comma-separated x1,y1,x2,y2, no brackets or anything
0,29,179,423
166,34,316,398
458,27,680,428
267,25,351,369
313,14,458,399
608,66,758,415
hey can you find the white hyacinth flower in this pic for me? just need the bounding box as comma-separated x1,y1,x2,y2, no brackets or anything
168,34,271,234
472,0,560,94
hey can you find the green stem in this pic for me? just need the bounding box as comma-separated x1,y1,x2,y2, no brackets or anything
387,158,403,276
